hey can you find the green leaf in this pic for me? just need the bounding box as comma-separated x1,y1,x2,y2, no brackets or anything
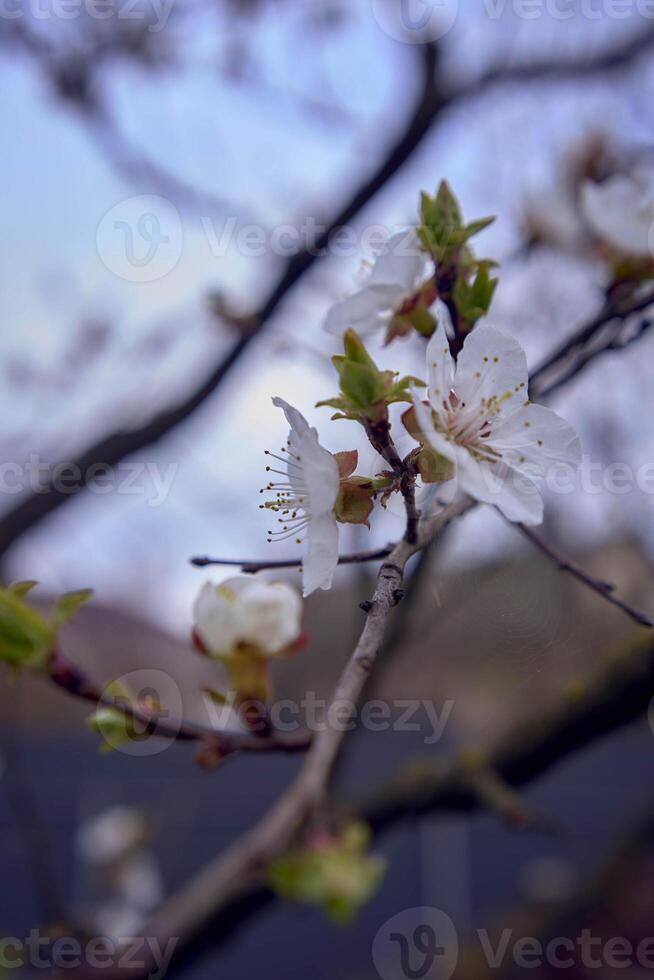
343,329,378,368
0,588,55,670
9,581,38,598
339,361,383,408
462,215,496,240
86,707,131,754
51,589,93,629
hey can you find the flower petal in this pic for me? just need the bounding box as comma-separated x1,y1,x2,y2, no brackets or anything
411,391,457,464
272,397,312,439
298,428,340,515
240,580,303,655
490,403,581,479
455,449,544,525
193,581,244,656
303,512,339,596
425,301,455,420
581,175,654,258
324,284,401,336
367,229,426,293
455,323,529,421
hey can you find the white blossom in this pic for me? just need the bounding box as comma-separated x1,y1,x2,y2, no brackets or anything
581,172,654,258
412,308,581,525
324,230,429,338
193,575,302,658
263,398,340,596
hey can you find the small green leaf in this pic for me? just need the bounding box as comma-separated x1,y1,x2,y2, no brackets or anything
0,588,55,670
51,589,93,628
9,581,38,598
343,329,378,368
339,361,383,408
86,707,131,754
462,215,496,240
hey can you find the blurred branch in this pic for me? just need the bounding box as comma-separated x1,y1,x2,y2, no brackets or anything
513,521,653,627
456,797,654,980
46,284,654,976
3,19,654,558
454,21,654,102
529,286,654,398
60,630,654,980
363,632,654,830
0,41,442,559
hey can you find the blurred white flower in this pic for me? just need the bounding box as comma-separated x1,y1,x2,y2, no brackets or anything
581,172,654,258
324,230,429,338
193,575,302,657
523,183,584,252
412,308,581,525
263,398,341,597
77,805,149,864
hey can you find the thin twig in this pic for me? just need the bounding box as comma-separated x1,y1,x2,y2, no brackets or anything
47,651,312,757
514,522,652,628
190,546,393,573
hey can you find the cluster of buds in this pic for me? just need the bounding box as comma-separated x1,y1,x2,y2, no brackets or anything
268,821,386,924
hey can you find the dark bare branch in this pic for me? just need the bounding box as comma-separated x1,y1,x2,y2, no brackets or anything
514,521,652,628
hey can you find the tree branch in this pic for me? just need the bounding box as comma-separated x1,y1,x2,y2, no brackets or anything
364,632,654,831
47,650,312,758
529,287,654,399
513,521,652,628
190,545,393,573
7,22,654,560
0,42,442,560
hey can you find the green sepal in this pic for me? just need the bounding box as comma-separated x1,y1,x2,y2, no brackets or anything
225,647,271,706
402,405,454,484
416,446,454,484
335,479,375,527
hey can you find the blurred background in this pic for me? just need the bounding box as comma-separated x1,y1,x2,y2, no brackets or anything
1,1,654,978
